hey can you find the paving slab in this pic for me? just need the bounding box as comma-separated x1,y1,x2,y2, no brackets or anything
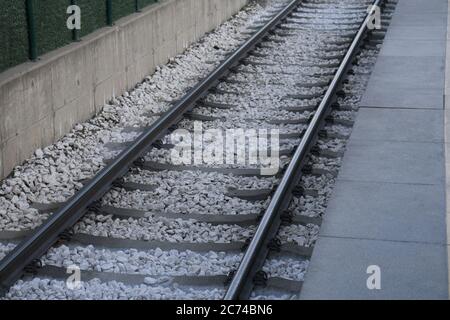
300,237,448,300
388,13,447,28
385,26,447,41
320,180,446,244
367,56,445,91
338,140,444,185
379,39,446,58
361,86,444,109
394,0,448,14
351,108,444,143
360,56,445,109
361,0,447,109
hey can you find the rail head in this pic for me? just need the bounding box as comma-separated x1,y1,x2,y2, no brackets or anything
223,0,384,300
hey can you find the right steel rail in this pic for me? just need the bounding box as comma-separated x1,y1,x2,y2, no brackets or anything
224,0,385,300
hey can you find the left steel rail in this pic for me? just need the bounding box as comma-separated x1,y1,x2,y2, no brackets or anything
0,0,302,294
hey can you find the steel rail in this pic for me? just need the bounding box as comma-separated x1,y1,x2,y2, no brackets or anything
223,0,384,300
0,0,302,293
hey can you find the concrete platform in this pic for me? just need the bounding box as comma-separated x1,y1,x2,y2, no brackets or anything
351,108,444,143
301,237,448,300
319,181,446,244
361,0,447,109
300,0,449,300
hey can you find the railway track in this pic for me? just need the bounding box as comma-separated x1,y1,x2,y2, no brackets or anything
0,0,397,300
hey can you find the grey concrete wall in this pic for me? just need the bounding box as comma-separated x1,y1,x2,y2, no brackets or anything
0,0,248,179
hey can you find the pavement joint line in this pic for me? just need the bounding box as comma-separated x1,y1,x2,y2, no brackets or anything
319,234,447,247
359,105,444,110
351,138,444,143
336,178,443,187
336,178,440,187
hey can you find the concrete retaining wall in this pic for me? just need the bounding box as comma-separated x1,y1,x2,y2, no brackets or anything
0,0,249,179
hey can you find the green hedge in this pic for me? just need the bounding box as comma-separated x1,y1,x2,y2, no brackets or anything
34,0,73,56
0,1,29,73
112,0,158,21
112,0,135,21
140,0,158,8
0,0,158,73
78,0,107,37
